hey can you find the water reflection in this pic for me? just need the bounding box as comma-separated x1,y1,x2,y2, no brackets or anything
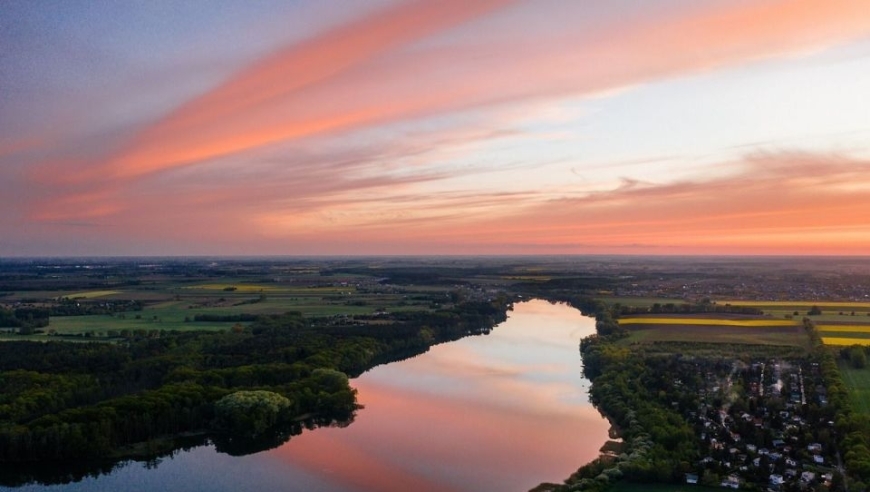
2,300,609,492
268,299,609,492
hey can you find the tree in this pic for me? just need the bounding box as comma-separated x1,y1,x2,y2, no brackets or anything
807,305,822,316
214,391,292,436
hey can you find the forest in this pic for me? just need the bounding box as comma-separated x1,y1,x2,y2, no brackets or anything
0,295,511,484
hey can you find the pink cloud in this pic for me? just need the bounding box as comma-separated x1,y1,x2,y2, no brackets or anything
15,0,870,255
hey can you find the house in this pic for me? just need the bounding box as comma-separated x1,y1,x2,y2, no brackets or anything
813,455,824,464
801,471,816,483
686,473,699,484
721,475,740,489
769,474,784,486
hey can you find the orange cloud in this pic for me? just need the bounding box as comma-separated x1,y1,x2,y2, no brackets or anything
19,0,870,255
421,151,870,255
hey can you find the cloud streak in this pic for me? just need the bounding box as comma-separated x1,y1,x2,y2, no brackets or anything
7,0,870,255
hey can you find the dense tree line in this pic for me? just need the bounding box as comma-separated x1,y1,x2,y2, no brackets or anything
47,299,143,317
545,337,699,492
612,301,763,316
0,296,511,477
0,307,49,333
804,319,870,488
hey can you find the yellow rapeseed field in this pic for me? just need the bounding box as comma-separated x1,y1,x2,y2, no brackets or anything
817,325,870,333
821,337,870,346
64,290,121,298
617,317,797,327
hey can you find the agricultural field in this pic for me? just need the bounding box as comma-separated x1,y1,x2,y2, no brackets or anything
617,315,809,347
839,362,870,414
816,324,870,346
615,298,870,347
719,300,870,322
62,289,122,299
617,316,797,327
0,261,452,340
38,289,435,337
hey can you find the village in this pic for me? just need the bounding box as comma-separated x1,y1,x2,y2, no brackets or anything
683,358,841,491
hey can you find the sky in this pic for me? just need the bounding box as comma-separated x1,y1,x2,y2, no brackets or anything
2,0,870,256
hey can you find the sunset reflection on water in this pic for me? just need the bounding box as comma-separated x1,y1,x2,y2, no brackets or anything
269,299,610,491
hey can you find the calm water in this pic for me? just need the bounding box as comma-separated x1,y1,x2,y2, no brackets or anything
5,300,609,492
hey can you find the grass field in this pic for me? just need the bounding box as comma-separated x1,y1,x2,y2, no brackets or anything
44,293,431,335
622,325,807,346
32,280,436,337
838,363,870,414
48,314,233,334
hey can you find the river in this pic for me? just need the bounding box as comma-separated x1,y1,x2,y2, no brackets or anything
5,299,609,492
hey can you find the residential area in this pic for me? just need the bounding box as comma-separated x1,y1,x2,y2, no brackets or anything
686,359,842,490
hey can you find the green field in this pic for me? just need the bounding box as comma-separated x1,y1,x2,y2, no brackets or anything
618,317,797,327
622,325,808,347
618,315,809,347
838,363,870,414
47,314,233,334
721,301,870,323
0,271,441,339
41,292,431,336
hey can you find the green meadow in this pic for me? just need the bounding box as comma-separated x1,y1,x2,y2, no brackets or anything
839,362,870,414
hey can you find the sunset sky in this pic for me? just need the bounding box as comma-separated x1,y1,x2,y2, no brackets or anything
3,0,870,256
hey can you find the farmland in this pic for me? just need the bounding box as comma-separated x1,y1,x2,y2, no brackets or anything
822,337,870,346
816,324,870,346
0,261,462,340
616,314,809,347
617,317,797,327
602,295,870,348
